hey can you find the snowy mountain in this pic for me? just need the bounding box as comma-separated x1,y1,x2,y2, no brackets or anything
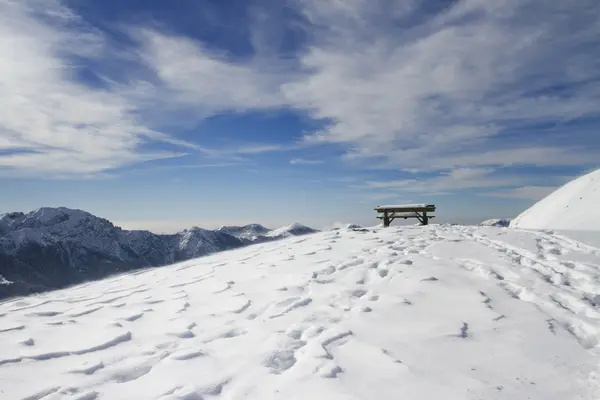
1,224,599,399
0,208,317,299
511,168,600,231
480,218,511,227
216,224,271,240
173,227,246,260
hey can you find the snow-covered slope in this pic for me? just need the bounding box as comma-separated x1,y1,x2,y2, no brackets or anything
0,208,316,299
511,168,600,231
480,218,511,227
1,225,599,399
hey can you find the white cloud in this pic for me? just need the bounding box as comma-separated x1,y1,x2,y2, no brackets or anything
364,146,600,171
2,0,599,180
0,1,187,175
0,2,297,176
284,0,600,170
135,29,291,118
362,168,539,195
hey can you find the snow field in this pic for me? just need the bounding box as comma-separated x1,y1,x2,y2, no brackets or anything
0,225,599,399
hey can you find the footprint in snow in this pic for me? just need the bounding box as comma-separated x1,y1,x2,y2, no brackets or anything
263,349,298,374
168,348,206,361
348,288,367,298
19,338,35,346
319,363,343,378
459,322,469,338
378,269,389,278
25,311,63,317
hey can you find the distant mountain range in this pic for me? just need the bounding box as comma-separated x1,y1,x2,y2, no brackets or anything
0,207,317,299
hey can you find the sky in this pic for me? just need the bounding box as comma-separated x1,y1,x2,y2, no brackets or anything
1,0,599,232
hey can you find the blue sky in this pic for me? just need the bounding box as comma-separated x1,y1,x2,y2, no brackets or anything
1,0,599,232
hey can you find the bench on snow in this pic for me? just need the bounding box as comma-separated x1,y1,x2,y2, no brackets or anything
375,204,436,227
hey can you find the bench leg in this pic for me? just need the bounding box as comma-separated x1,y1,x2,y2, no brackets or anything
423,211,428,226
383,212,391,227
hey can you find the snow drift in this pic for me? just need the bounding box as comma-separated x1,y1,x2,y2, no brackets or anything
511,168,600,231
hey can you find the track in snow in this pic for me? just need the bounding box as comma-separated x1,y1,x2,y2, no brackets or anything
1,225,600,400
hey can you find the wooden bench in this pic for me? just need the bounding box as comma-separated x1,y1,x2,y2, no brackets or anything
375,204,436,227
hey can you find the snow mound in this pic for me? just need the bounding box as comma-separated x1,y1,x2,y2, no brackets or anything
511,168,600,231
480,219,511,227
1,225,599,399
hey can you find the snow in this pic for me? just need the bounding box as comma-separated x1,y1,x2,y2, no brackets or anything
376,204,430,209
555,230,600,249
265,223,316,238
511,168,600,231
0,207,322,299
1,224,599,399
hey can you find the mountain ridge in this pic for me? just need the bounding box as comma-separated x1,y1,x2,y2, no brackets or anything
0,207,318,299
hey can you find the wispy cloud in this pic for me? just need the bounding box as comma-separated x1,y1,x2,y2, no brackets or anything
2,0,599,182
133,28,293,122
290,158,324,165
360,168,547,196
0,1,187,175
231,144,289,155
0,2,293,176
285,0,600,171
195,143,297,163
367,168,481,188
122,161,246,176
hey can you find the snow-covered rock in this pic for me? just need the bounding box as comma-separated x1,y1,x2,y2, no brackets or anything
0,208,316,299
480,218,511,227
511,168,600,231
266,222,318,238
216,224,271,240
347,223,363,230
1,224,599,399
